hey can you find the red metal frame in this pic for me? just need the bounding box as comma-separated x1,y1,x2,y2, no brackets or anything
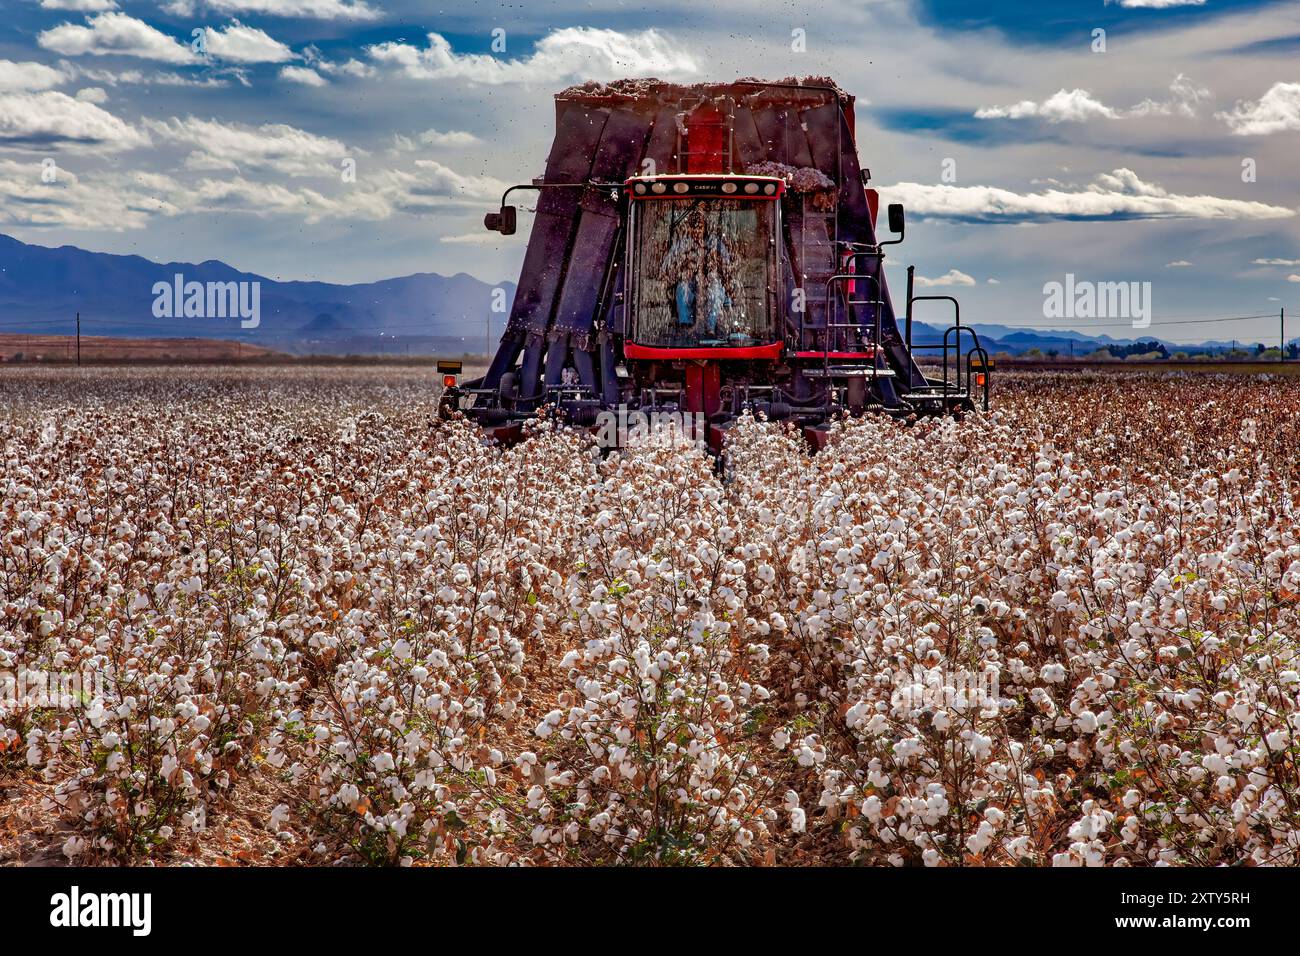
623,342,784,361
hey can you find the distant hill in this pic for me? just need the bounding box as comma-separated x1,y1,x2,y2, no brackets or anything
0,234,1286,357
0,234,513,356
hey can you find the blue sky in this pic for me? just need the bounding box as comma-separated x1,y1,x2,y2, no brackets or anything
2,0,1299,344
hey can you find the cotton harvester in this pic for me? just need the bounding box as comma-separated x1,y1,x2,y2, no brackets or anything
439,77,990,453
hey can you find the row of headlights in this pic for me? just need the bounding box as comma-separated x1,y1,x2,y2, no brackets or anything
629,179,780,197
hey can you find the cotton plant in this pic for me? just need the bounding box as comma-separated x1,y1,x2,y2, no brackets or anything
2,366,1300,866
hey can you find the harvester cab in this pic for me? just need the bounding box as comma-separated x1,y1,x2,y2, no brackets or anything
442,78,990,453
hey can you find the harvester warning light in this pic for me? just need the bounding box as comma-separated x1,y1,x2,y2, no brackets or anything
437,360,462,387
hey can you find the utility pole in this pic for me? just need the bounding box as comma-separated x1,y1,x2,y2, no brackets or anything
1282,307,1287,363
75,312,81,367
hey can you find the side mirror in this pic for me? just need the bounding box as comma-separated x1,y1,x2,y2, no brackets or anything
484,205,517,235
887,203,905,237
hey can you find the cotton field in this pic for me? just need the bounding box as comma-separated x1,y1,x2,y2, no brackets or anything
2,366,1300,867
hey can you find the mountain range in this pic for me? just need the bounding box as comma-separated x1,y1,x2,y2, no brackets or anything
0,234,1284,357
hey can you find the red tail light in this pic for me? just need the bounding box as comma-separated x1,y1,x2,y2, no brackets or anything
443,375,457,388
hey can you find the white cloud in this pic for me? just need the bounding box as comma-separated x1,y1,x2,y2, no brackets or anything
280,66,326,86
145,116,348,175
204,22,296,64
391,129,484,153
0,89,148,151
59,61,232,87
914,269,976,288
1289,275,1300,284
986,278,1000,285
976,76,1208,123
1218,82,1300,136
0,158,177,230
409,159,506,202
39,0,118,10
75,86,108,103
420,128,481,148
1254,258,1300,266
166,0,379,19
884,168,1295,223
0,60,68,92
39,13,196,64
977,89,1118,123
368,28,697,85
1111,0,1205,7
165,158,509,225
1165,260,1192,267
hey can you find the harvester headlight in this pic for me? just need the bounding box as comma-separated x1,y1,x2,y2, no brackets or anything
651,181,667,194
763,183,776,195
634,182,647,195
721,181,737,194
743,182,759,194
673,182,689,194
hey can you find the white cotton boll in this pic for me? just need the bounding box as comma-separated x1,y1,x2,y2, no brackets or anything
932,711,951,732
790,808,806,833
771,728,790,750
1040,663,1067,683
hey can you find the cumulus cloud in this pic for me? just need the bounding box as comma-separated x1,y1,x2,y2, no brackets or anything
0,60,68,92
884,168,1295,223
280,66,326,86
166,158,509,224
145,116,349,176
59,61,233,87
39,13,197,64
203,22,296,64
422,129,481,148
914,269,976,287
1289,275,1300,284
39,0,118,9
164,0,379,19
75,86,108,103
976,76,1208,123
391,129,483,152
0,157,177,229
1110,0,1205,7
977,89,1118,123
368,27,697,85
0,89,148,151
1218,82,1300,136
